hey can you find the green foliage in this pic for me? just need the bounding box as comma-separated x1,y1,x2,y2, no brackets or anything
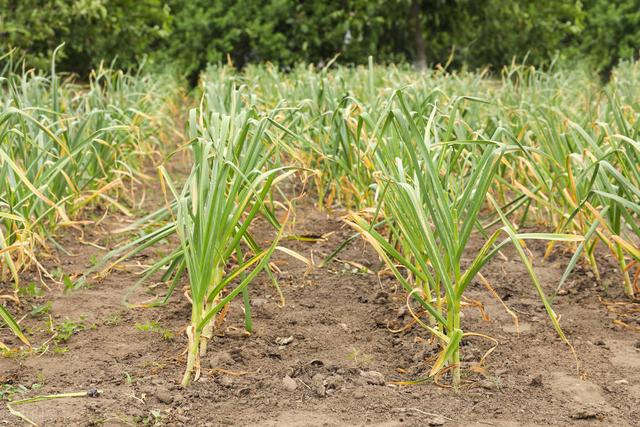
153,0,586,75
135,321,174,340
54,318,90,343
448,0,583,69
2,1,639,83
0,0,171,75
29,302,52,317
162,0,403,82
580,0,640,76
0,383,28,401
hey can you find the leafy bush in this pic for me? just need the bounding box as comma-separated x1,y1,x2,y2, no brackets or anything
580,0,640,78
1,0,639,79
0,0,171,75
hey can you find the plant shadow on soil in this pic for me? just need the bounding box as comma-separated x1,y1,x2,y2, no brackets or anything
1,184,640,426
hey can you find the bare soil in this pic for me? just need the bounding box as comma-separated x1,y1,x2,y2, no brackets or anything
1,193,640,426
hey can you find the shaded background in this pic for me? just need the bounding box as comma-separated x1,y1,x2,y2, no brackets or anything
1,0,638,82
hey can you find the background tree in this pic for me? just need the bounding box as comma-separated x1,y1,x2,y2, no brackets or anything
1,0,637,81
0,0,171,74
579,0,640,79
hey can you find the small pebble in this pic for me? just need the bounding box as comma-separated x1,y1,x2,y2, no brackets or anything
571,409,599,420
209,351,235,368
275,336,294,346
428,416,446,426
478,379,498,391
155,388,173,404
359,370,385,385
282,375,297,391
217,376,234,387
252,297,268,307
530,374,543,387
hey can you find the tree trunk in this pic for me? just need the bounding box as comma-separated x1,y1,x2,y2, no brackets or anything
411,0,427,71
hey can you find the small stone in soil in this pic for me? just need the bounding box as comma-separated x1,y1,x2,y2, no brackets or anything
209,351,235,368
373,291,388,303
86,388,100,398
217,376,234,387
530,374,543,387
570,409,600,420
155,388,173,404
478,379,498,391
594,340,609,349
252,297,268,307
282,375,297,391
353,388,366,399
359,370,385,385
235,387,250,396
311,373,327,396
427,415,446,426
275,336,294,346
325,374,344,390
494,368,508,376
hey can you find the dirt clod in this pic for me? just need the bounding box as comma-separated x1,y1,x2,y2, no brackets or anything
353,388,366,399
360,370,385,385
275,335,294,346
209,351,235,368
155,388,174,404
478,379,499,391
217,375,234,387
570,409,601,420
530,374,543,387
282,375,297,391
427,415,446,426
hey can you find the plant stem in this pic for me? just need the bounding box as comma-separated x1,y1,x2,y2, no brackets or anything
183,300,204,386
182,326,201,387
199,267,222,356
616,244,634,297
452,346,461,388
451,299,461,388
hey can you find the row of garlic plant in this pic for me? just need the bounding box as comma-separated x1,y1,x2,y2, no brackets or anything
204,61,640,297
88,61,639,386
348,92,583,387
493,65,640,297
110,69,502,386
92,84,293,385
8,60,637,386
190,61,640,385
0,52,180,348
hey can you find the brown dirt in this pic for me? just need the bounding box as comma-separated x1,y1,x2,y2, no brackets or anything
1,193,640,426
